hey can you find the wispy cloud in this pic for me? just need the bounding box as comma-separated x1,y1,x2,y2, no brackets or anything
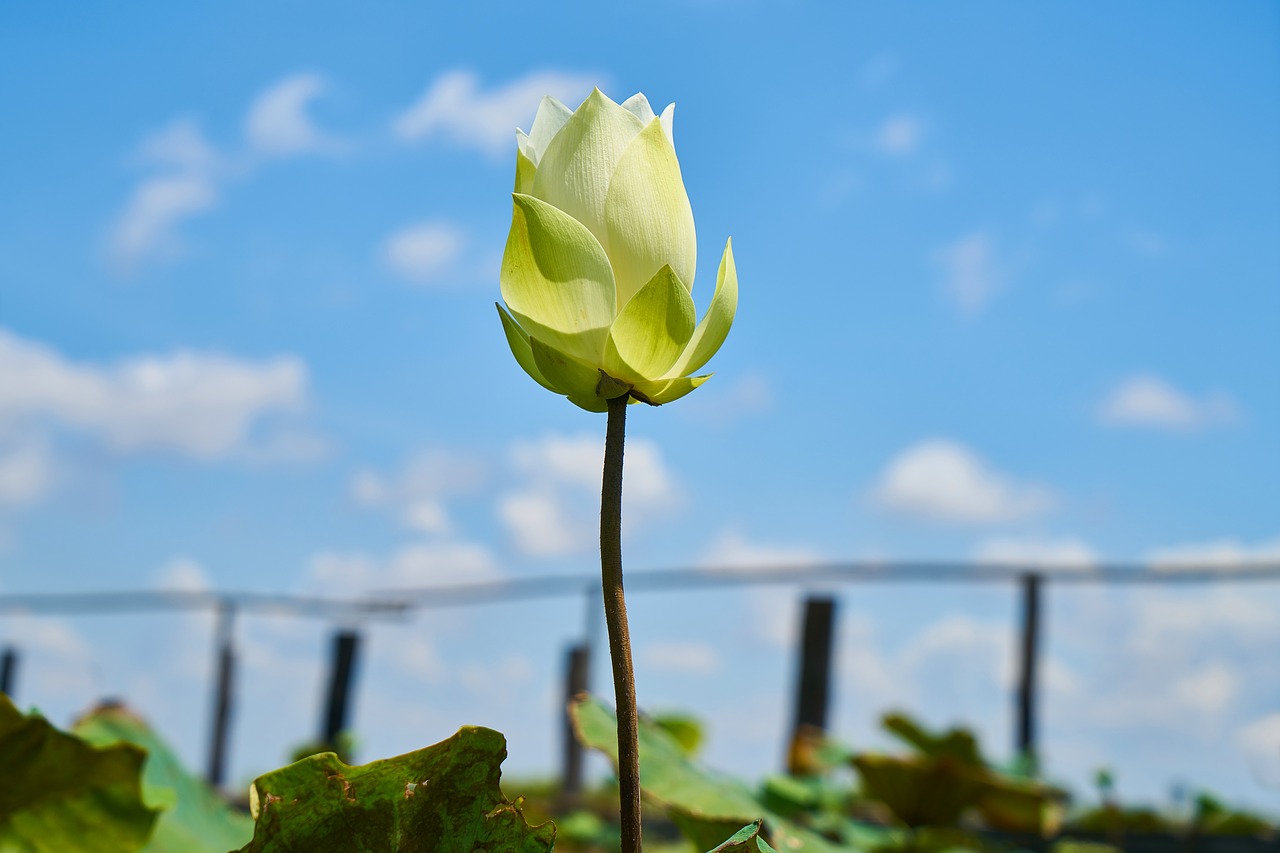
1097,374,1238,431
244,73,344,157
640,641,721,675
0,435,55,508
1146,537,1280,571
0,326,309,459
973,535,1097,569
307,540,501,595
380,220,468,285
698,529,824,572
350,447,487,535
108,72,344,274
871,439,1055,524
498,433,678,556
935,232,1002,314
872,113,925,157
682,373,773,425
392,69,599,157
108,173,219,273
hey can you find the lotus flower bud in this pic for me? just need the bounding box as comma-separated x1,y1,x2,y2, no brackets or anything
497,89,737,411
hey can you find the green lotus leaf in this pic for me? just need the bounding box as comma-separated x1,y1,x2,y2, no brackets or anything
604,264,696,382
570,696,847,853
500,193,615,363
605,118,697,307
0,694,159,853
73,702,254,853
239,726,553,852
707,821,778,853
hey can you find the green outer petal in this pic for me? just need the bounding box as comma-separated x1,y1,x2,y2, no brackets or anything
500,193,615,363
604,118,697,307
531,89,644,253
514,149,536,194
632,373,712,406
666,238,738,378
526,95,574,165
603,264,696,382
530,336,608,401
496,303,557,392
566,393,609,413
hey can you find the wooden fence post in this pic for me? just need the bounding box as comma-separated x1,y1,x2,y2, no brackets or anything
0,646,17,698
788,595,836,774
561,642,590,799
321,630,361,754
206,602,236,788
1015,573,1042,765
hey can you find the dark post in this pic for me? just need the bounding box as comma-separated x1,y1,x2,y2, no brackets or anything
561,642,591,799
1015,573,1042,764
788,596,836,774
321,630,361,753
206,602,236,788
0,647,18,698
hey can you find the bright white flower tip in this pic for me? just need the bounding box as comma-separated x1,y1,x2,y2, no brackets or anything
499,89,736,413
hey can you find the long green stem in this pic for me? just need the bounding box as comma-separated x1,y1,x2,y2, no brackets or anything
601,393,641,853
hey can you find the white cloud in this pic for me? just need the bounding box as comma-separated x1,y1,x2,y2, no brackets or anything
393,69,598,156
136,118,223,174
498,489,580,557
698,529,824,572
873,113,924,157
351,448,486,535
684,374,772,425
871,439,1054,524
458,654,534,699
0,327,308,459
381,221,467,285
858,53,899,90
0,437,55,508
1124,228,1169,259
1237,713,1280,785
244,73,342,157
698,531,826,647
1171,662,1238,718
1146,537,1280,571
973,535,1097,569
108,173,218,272
499,434,679,556
936,232,1002,314
641,641,720,675
1097,375,1237,431
109,72,343,273
307,539,501,596
153,557,212,592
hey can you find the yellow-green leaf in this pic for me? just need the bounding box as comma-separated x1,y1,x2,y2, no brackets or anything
500,193,615,364
604,264,696,382
667,238,738,378
604,118,698,307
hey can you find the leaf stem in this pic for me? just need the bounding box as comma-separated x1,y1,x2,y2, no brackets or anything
601,393,641,853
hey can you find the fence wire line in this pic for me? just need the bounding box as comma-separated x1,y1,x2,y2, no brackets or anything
2,560,1278,618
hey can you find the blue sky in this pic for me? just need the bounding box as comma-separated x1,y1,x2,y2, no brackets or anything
2,0,1279,814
